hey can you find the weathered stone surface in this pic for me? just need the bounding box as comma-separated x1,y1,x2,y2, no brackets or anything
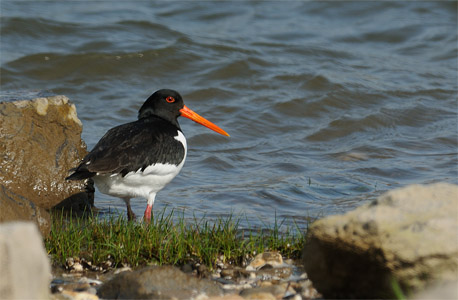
51,290,99,300
0,222,51,299
53,253,318,300
208,295,244,300
0,185,51,236
302,183,458,298
0,94,93,225
239,291,276,300
239,284,287,299
247,252,283,271
97,265,223,299
412,280,458,300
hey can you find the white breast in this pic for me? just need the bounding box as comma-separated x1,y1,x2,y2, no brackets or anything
94,131,187,199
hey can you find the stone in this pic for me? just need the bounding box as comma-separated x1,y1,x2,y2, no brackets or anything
0,221,51,299
256,266,293,280
208,295,244,300
412,280,458,300
59,290,99,300
97,265,223,299
247,252,283,271
302,183,458,298
0,94,93,232
240,292,276,300
290,280,321,299
220,266,251,281
0,185,51,236
239,285,286,299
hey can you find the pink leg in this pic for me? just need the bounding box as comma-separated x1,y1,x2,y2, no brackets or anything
144,204,152,224
144,193,156,224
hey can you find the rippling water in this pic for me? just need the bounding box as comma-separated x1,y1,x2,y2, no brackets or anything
1,1,457,228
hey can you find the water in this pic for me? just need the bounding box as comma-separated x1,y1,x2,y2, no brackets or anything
1,1,457,229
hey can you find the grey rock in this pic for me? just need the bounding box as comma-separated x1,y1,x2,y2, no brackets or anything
412,280,458,300
0,222,51,299
302,183,458,298
97,265,223,299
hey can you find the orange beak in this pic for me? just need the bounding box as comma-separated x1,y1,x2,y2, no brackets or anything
180,105,230,137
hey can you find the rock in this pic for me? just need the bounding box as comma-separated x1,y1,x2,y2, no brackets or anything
0,221,51,299
97,265,223,299
55,290,99,300
302,183,458,298
220,266,251,281
220,268,235,278
51,291,99,300
412,280,458,300
0,185,51,236
0,93,93,233
247,252,283,271
208,295,245,300
240,292,276,300
289,279,321,299
51,276,100,295
239,285,286,299
257,266,293,280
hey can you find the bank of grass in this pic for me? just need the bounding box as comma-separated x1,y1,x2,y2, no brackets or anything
45,209,307,270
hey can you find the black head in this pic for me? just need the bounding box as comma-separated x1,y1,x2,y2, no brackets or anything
138,89,230,137
138,89,184,126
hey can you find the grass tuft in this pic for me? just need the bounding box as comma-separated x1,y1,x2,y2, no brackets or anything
45,208,307,270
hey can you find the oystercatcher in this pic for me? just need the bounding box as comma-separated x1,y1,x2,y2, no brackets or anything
66,89,229,222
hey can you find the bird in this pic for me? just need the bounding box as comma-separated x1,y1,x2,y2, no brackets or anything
66,89,229,222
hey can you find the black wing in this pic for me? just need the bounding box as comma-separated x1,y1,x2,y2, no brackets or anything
66,117,185,180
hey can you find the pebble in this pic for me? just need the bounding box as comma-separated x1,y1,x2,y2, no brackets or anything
208,295,245,300
221,283,253,291
73,263,84,273
60,290,99,300
52,252,320,300
246,251,283,271
241,292,276,300
113,267,131,274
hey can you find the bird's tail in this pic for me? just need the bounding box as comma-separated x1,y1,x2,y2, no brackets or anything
66,167,95,180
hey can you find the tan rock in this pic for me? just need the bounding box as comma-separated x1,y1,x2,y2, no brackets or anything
303,183,458,298
240,285,287,299
0,94,93,234
241,292,276,300
60,290,99,300
247,252,283,270
412,280,458,300
207,295,244,300
0,186,51,236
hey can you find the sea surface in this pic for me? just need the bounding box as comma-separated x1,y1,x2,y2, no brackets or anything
1,1,457,229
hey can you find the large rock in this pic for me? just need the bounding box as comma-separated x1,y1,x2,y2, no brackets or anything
0,221,51,299
413,280,458,299
0,93,93,234
302,183,458,299
0,186,51,236
97,265,223,299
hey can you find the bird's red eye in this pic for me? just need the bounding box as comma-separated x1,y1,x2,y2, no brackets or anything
166,96,175,103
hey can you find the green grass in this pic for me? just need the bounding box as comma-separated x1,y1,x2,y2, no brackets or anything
390,276,407,300
45,208,307,270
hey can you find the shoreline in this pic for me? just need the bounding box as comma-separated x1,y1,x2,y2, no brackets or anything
47,210,317,299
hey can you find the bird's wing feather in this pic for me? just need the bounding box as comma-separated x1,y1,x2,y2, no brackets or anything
67,117,185,180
